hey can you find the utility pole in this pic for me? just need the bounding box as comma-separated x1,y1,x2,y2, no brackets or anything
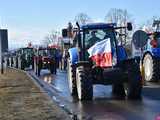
0,29,3,74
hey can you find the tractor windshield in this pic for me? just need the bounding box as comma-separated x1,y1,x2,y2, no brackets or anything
38,49,48,56
38,49,56,56
84,29,116,49
48,49,56,56
23,48,33,55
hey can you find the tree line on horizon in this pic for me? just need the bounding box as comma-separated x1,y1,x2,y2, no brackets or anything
43,8,160,47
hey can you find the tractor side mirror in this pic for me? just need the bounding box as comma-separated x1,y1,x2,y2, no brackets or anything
132,30,148,49
127,22,132,31
62,29,68,38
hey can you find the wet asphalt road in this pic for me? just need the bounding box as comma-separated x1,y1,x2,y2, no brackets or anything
29,69,160,120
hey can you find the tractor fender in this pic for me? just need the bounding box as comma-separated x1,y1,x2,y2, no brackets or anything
68,47,78,65
141,51,152,64
151,48,160,57
117,46,127,61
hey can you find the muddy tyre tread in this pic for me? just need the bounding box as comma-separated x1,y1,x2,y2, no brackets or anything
76,67,93,100
127,61,142,99
68,59,77,96
143,54,160,82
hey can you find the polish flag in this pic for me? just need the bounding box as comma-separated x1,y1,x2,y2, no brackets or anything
88,39,112,67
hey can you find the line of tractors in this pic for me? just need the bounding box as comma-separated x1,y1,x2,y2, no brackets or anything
5,45,62,76
4,20,160,101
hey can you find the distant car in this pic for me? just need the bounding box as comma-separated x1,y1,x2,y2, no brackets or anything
34,47,57,76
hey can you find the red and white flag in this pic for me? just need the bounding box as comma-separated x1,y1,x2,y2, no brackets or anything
88,39,112,67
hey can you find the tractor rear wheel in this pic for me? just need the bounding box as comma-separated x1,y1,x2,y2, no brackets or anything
67,59,77,96
15,57,18,68
76,66,93,100
127,61,142,99
50,62,56,74
20,60,25,70
32,60,34,70
50,67,54,74
34,60,37,75
143,53,160,82
112,83,126,98
37,63,41,76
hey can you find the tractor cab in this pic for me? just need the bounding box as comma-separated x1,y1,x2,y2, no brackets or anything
19,47,34,59
37,47,57,58
15,47,34,70
65,23,132,67
34,47,57,76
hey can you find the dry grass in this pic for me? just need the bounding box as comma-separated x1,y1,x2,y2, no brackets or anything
0,69,71,120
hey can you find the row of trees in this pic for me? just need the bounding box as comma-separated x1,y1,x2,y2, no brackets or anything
43,8,159,46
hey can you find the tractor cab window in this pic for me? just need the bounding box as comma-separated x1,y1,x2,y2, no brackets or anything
84,29,116,49
38,49,48,56
48,49,56,56
23,48,33,55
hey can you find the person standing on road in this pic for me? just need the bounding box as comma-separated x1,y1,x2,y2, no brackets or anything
58,50,63,70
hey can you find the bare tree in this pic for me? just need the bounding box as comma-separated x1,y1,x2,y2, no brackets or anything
105,8,131,26
140,16,160,32
105,8,133,45
74,13,92,25
43,30,60,46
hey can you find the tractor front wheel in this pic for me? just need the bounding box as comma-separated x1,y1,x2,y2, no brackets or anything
37,63,41,76
34,60,37,75
143,53,159,82
76,66,93,100
67,59,77,96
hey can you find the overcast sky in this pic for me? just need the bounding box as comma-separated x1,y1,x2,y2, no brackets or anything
0,0,160,49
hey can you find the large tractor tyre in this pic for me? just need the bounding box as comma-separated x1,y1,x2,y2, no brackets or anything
112,83,126,98
7,58,9,67
18,57,21,69
50,63,56,74
11,57,14,67
37,63,41,76
67,59,77,96
32,60,34,70
34,60,37,75
18,58,25,70
143,54,159,82
15,57,18,68
127,61,142,99
76,66,93,100
20,60,25,70
50,67,54,74
54,61,57,74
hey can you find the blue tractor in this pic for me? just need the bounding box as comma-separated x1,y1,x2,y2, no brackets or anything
62,22,142,100
132,29,160,82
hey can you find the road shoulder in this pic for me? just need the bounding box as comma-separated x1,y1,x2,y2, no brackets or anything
0,68,71,120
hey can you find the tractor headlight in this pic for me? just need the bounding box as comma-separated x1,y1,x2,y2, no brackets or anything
112,53,117,66
112,58,117,66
